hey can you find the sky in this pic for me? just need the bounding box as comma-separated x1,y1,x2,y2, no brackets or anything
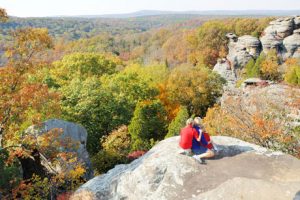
1,0,300,17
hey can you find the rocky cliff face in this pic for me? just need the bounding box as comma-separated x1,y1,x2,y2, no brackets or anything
72,136,300,200
226,33,262,70
214,16,300,86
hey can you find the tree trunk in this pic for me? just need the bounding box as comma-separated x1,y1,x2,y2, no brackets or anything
18,149,48,180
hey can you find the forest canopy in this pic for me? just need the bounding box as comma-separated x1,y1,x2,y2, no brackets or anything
1,8,298,199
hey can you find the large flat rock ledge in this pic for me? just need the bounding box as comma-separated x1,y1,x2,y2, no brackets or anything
72,136,300,200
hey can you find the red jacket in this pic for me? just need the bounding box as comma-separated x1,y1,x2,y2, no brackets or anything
179,125,199,149
201,132,213,149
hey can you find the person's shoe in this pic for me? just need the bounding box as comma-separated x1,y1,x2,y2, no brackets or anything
192,155,206,164
213,145,219,152
199,157,206,164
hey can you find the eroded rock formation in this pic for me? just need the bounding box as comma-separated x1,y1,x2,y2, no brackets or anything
214,16,300,86
227,33,261,70
283,29,300,59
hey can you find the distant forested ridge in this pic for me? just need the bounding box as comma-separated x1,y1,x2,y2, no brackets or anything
0,15,212,40
0,15,274,67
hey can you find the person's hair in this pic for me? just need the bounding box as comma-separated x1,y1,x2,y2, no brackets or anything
194,117,202,125
186,118,194,126
194,117,206,131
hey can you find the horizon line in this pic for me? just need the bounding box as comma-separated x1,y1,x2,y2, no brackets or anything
8,9,300,18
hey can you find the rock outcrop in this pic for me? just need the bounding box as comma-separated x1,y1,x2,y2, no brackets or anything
226,33,261,70
261,17,295,54
283,29,300,59
262,16,300,60
213,59,236,87
26,119,93,180
72,136,300,200
213,16,300,86
221,83,300,129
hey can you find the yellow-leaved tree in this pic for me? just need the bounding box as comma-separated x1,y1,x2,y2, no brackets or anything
0,11,86,198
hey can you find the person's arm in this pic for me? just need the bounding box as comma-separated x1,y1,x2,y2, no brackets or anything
194,129,201,142
205,132,212,144
197,129,203,142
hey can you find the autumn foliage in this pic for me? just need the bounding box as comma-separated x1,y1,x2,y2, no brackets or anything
1,7,298,199
203,99,300,158
0,23,87,198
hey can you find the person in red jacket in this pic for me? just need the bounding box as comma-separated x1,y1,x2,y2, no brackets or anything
179,118,200,156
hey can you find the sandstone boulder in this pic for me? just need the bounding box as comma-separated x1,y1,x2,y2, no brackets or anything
213,34,261,87
213,59,236,88
72,136,300,200
283,29,300,59
227,34,261,70
264,17,294,38
260,34,283,54
295,16,300,29
238,35,261,57
26,119,93,180
261,17,295,56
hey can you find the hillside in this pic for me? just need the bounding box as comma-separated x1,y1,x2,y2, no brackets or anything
1,5,300,199
1,11,296,41
0,15,215,40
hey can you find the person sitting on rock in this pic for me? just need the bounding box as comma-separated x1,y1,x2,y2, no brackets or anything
179,118,200,156
192,117,216,164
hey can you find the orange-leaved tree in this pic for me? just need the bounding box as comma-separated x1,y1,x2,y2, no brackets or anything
203,95,300,157
0,8,7,22
0,26,70,198
165,65,225,116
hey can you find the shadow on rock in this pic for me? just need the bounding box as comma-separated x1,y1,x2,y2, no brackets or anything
212,144,254,160
294,191,300,200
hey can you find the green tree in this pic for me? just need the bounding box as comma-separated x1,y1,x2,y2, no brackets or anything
285,65,300,85
260,49,280,81
0,150,21,195
165,106,189,138
92,126,131,174
60,77,121,154
100,71,159,125
101,125,131,156
49,53,122,154
123,63,168,87
55,66,159,154
128,100,167,151
91,150,124,174
51,52,119,87
166,65,225,116
190,20,232,67
245,58,257,78
252,52,266,78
